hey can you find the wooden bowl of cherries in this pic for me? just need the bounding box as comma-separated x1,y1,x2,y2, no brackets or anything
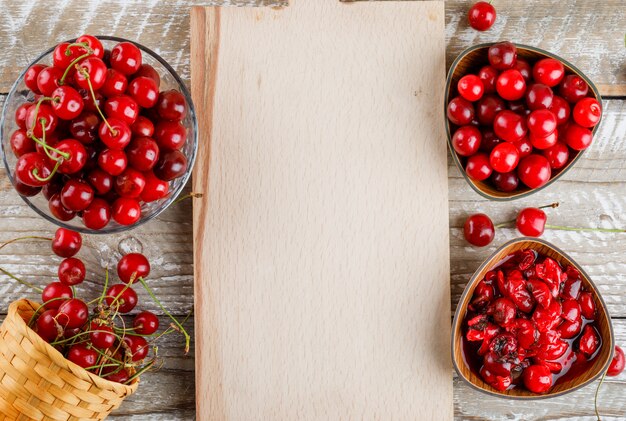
445,41,602,200
452,238,615,398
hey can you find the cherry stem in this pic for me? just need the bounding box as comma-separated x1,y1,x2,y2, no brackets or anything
137,277,190,354
0,236,51,294
30,120,70,161
32,159,62,183
78,66,117,136
172,192,203,206
0,236,52,252
0,267,43,292
594,367,608,420
126,359,157,384
60,49,93,85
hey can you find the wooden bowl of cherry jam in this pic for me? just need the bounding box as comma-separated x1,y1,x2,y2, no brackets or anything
452,238,614,398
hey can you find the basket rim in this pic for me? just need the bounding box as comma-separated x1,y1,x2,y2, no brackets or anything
7,298,140,395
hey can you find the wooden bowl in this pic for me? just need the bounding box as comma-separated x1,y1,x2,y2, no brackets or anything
445,43,602,201
451,237,614,399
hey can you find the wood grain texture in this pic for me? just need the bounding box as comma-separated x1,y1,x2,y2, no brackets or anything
191,2,451,419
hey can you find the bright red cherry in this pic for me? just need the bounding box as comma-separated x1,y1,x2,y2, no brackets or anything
527,109,557,137
133,311,159,335
464,213,495,247
135,64,161,87
105,284,138,313
99,118,132,150
447,96,475,126
452,126,482,156
105,368,130,384
112,197,142,225
110,41,143,75
127,137,160,171
131,116,155,137
15,103,30,129
608,346,625,377
468,1,496,31
76,34,104,58
465,153,492,181
533,58,565,87
572,97,601,127
477,65,499,94
516,208,547,237
559,75,589,103
517,154,552,189
476,95,505,126
58,257,86,285
15,152,52,187
101,68,128,97
123,335,149,361
563,123,593,151
156,90,187,121
87,168,114,195
52,42,86,70
523,365,552,393
458,74,484,102
36,309,59,342
488,41,517,70
529,129,558,150
127,76,159,108
61,179,94,211
24,64,46,94
542,142,569,169
25,103,58,139
490,142,519,173
37,66,64,96
74,57,108,91
51,86,84,120
525,83,553,110
98,149,128,176
89,321,116,350
114,168,146,198
141,172,170,202
104,95,139,125
82,198,111,230
511,136,532,159
53,139,87,174
154,120,187,150
49,193,76,221
10,129,35,157
549,96,571,125
579,325,600,356
493,110,527,142
579,292,596,319
492,171,519,192
67,344,98,369
118,253,150,284
496,69,526,101
42,282,73,309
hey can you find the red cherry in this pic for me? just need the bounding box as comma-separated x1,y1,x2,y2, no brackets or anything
127,76,159,108
117,253,151,285
487,41,517,70
89,321,116,350
514,59,532,83
114,168,146,198
542,142,569,169
58,257,86,286
14,181,41,197
110,42,143,75
104,95,139,125
516,208,546,237
43,178,63,200
523,365,552,393
10,129,35,157
123,335,149,361
49,193,76,221
489,142,519,173
76,34,104,59
53,42,86,70
25,64,46,94
156,90,187,121
112,197,142,225
527,109,557,137
572,97,601,127
558,318,582,339
131,116,155,137
36,309,59,342
457,74,484,102
141,172,170,202
133,311,159,335
42,282,73,309
578,325,600,356
135,64,161,87
101,68,128,97
52,228,82,257
559,75,589,103
511,136,532,158
607,346,625,377
464,213,494,247
127,137,160,171
492,171,519,192
51,86,84,120
53,139,87,174
563,123,593,151
489,297,516,326
154,149,188,181
525,83,553,110
533,58,565,87
67,344,98,369
104,368,130,384
25,103,58,138
154,120,187,150
74,57,108,91
517,154,551,189
15,152,52,187
468,1,496,31
99,118,132,150
105,284,138,313
476,95,505,125
477,65,499,94
61,179,94,211
479,129,501,153
80,88,104,113
529,129,558,150
15,103,31,129
87,168,114,195
98,149,128,176
37,66,64,96
561,299,581,323
496,69,526,101
579,291,596,319
82,198,111,230
447,96,475,126
452,126,482,156
493,110,527,142
549,96,571,125
465,153,492,181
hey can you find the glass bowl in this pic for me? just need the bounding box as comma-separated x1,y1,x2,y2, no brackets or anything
0,36,197,234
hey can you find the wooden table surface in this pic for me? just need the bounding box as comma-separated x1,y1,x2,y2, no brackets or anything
0,1,624,419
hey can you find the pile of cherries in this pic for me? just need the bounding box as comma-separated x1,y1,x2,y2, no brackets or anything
18,228,189,384
447,41,602,193
462,249,621,393
9,35,189,230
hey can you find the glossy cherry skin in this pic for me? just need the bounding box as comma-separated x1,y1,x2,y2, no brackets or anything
25,103,58,138
572,97,601,127
61,179,94,211
89,321,116,349
127,137,160,171
127,76,159,108
133,311,159,335
452,126,482,156
118,253,151,284
114,168,146,198
527,109,557,137
67,344,98,369
511,136,532,159
25,64,46,94
76,34,104,58
14,181,41,197
10,129,35,157
579,325,600,356
15,103,30,129
51,86,84,120
124,335,149,362
516,208,546,237
74,57,107,91
82,198,112,230
608,346,625,377
579,292,596,319
515,59,532,83
517,154,552,189
464,213,494,247
52,228,82,258
80,88,104,113
131,116,155,137
488,41,517,70
101,68,128,97
476,95,505,126
42,282,73,310
542,142,569,169
37,66,64,96
479,129,501,153
98,149,128,176
156,90,187,121
529,129,557,152
533,58,565,87
99,118,132,150
465,153,492,181
52,42,86,70
468,1,496,31
36,309,59,342
563,123,593,151
135,64,161,87
490,142,519,173
69,112,100,144
112,197,142,226
447,96,474,126
43,178,63,200
15,152,52,187
496,69,526,101
549,96,571,125
492,171,519,192
110,41,142,75
477,65,499,94
54,139,87,174
523,365,552,393
493,110,527,142
559,75,589,104
58,257,86,286
104,95,139,125
49,193,76,221
141,171,170,202
154,149,188,181
105,368,130,384
87,168,113,195
458,74,484,102
525,83,553,110
105,284,138,313
154,120,187,150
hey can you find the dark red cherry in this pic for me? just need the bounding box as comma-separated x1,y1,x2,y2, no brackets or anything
476,95,505,126
525,83,553,111
156,90,187,121
492,171,519,192
493,110,527,142
488,41,517,70
36,309,60,342
89,321,116,350
52,228,82,257
82,198,111,230
127,76,159,108
154,120,187,150
559,75,589,103
123,335,149,361
42,281,73,309
15,152,52,187
542,142,569,169
14,180,41,197
447,96,475,126
114,168,146,198
477,65,499,94
154,149,188,181
87,168,114,195
10,129,35,157
105,284,138,313
468,1,496,31
127,137,160,171
133,311,160,335
69,112,100,144
49,193,76,221
141,171,169,202
135,64,161,87
452,126,482,156
57,298,89,329
61,179,94,211
130,116,155,137
464,213,495,247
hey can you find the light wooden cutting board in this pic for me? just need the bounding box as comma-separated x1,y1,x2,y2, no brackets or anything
190,2,450,420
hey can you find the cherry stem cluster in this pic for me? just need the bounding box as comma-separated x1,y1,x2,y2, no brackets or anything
78,65,117,136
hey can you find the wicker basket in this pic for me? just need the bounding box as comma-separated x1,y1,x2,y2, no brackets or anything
0,299,138,420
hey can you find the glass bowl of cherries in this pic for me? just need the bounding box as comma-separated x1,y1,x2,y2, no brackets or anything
0,35,197,233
